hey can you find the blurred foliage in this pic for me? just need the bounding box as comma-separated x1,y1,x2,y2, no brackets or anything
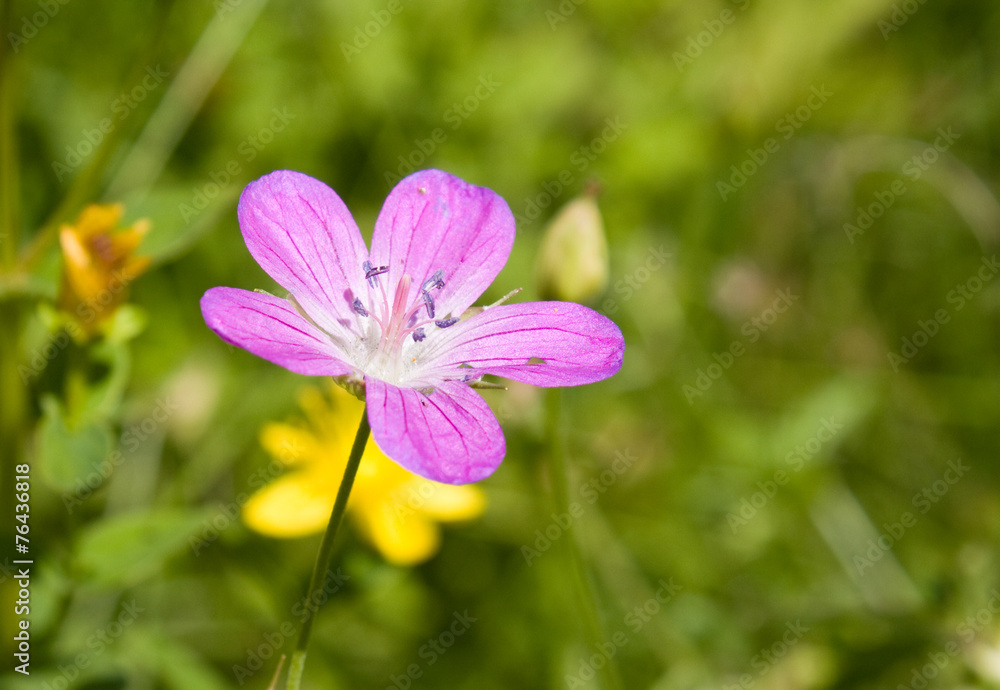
2,0,1000,688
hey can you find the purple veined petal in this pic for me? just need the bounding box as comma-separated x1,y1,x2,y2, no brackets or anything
419,301,624,387
238,170,370,343
366,378,506,485
369,169,515,321
201,287,353,377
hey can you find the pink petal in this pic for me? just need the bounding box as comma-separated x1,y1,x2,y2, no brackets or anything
420,302,624,387
238,170,370,342
201,287,353,377
369,169,514,321
366,378,505,485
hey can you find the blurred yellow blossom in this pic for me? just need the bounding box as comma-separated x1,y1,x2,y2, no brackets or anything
58,203,150,337
243,382,486,566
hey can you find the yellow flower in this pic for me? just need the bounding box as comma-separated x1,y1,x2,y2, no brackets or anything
243,382,486,566
58,203,150,336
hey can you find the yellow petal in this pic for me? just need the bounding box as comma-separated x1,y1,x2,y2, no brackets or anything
109,218,150,256
242,472,333,537
259,422,323,466
59,225,92,268
76,203,123,238
60,227,104,299
354,499,441,566
120,255,151,283
299,385,343,430
415,482,487,522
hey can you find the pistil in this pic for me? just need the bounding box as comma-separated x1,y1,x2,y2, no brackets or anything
354,262,454,382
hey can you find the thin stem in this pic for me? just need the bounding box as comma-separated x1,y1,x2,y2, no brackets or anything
284,404,370,690
546,389,625,690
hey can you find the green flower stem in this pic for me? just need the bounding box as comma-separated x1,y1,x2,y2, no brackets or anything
546,389,625,690
285,404,371,690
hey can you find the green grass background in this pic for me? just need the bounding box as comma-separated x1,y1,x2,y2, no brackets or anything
2,0,999,688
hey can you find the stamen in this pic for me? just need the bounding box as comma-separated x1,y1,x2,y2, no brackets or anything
363,260,389,287
486,287,522,310
435,317,459,328
412,328,426,342
421,270,445,292
352,298,369,316
422,291,435,318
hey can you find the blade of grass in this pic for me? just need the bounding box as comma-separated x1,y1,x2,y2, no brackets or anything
105,0,271,203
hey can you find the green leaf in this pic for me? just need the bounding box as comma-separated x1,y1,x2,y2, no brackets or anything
80,340,132,422
120,630,232,690
36,395,113,494
768,374,879,464
123,184,237,263
104,303,148,345
75,508,210,587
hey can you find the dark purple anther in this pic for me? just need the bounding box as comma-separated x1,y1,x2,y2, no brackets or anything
363,260,388,287
412,328,426,342
352,297,369,316
421,270,445,292
435,317,459,328
422,291,435,318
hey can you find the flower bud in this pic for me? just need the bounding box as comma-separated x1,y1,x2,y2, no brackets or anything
57,203,150,339
534,188,609,303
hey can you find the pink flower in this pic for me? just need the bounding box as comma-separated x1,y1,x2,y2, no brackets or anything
201,170,624,484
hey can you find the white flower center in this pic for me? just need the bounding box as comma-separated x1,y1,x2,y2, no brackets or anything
348,263,459,385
